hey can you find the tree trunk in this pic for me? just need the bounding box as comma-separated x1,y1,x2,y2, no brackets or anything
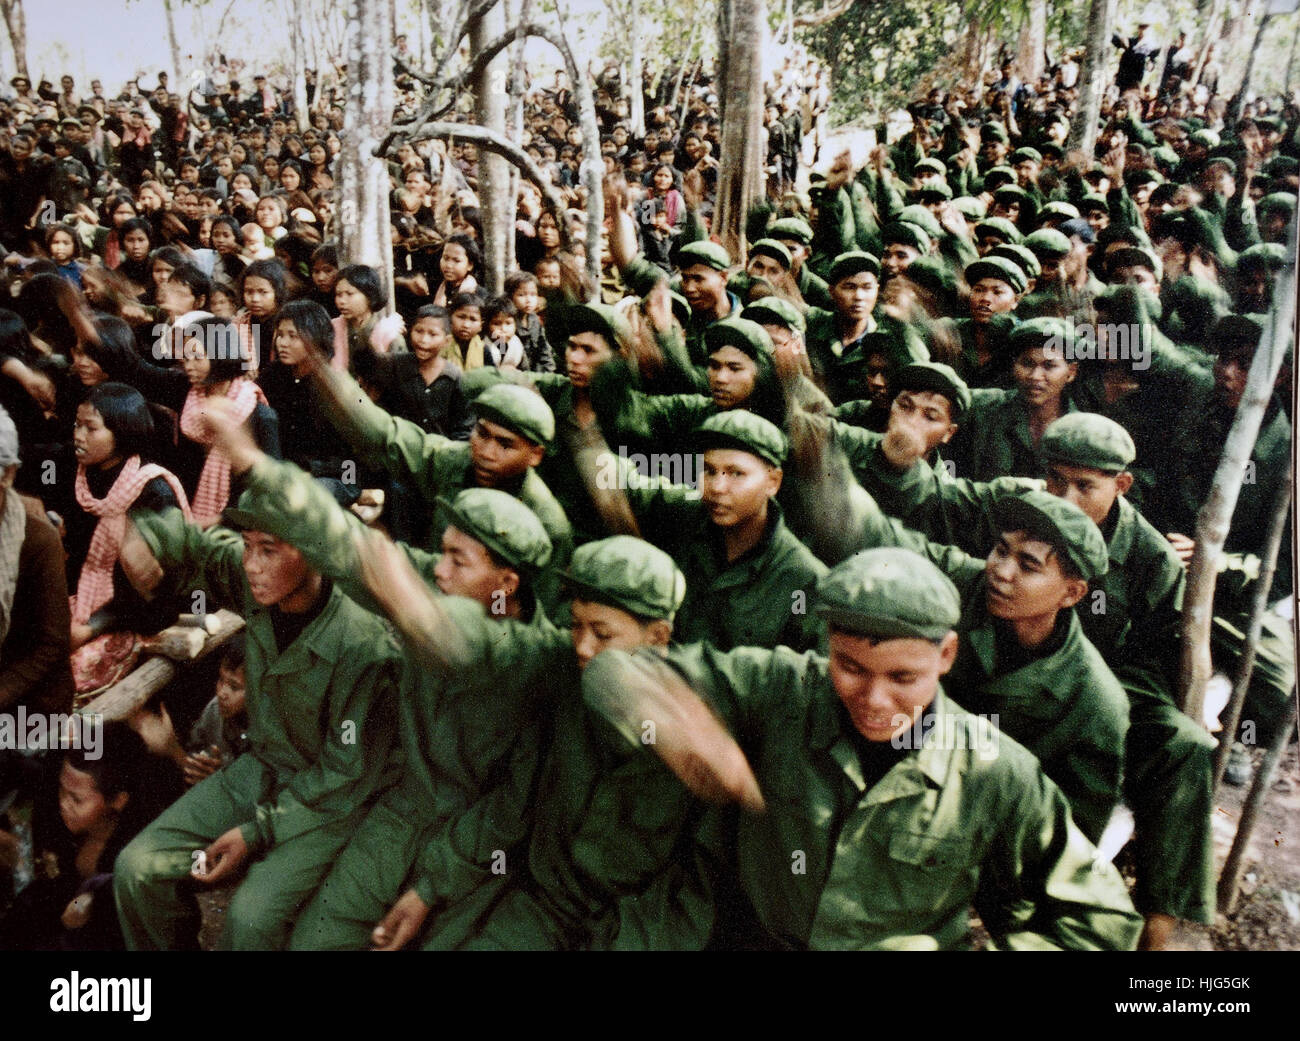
1227,11,1274,120
0,0,25,80
504,0,533,277
1178,239,1297,723
714,0,765,258
1067,0,1113,157
472,3,510,296
628,0,646,136
1016,0,1047,83
339,0,396,309
162,0,184,89
291,0,310,131
1190,0,1228,87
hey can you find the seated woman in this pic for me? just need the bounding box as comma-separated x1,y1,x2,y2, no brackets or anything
66,295,279,518
332,263,406,375
256,299,356,488
62,381,189,667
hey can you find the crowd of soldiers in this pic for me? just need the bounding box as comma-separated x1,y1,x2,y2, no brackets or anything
0,20,1296,952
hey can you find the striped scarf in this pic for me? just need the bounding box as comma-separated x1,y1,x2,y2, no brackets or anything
179,378,267,527
71,457,191,625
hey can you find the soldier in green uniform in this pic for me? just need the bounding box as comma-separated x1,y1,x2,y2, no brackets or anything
112,496,402,950
803,251,927,405
611,410,827,652
580,547,1142,949
944,255,1025,388
302,357,573,606
863,410,1218,946
947,316,1080,482
769,216,832,309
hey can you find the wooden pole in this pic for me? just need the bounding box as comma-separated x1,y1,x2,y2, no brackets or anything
1212,466,1293,790
1178,233,1297,723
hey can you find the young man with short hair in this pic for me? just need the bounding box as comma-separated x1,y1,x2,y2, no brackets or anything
580,547,1142,949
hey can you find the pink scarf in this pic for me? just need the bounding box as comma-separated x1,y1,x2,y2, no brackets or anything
180,378,268,527
72,457,192,625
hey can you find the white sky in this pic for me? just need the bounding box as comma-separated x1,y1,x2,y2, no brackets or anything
2,0,623,93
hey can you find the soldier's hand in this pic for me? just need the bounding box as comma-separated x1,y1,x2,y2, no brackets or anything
881,423,927,472
195,827,249,884
201,395,263,476
372,888,431,951
1166,532,1196,566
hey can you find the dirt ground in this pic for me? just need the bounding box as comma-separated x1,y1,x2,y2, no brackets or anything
1170,741,1300,952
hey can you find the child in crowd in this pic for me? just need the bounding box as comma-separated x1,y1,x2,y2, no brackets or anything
481,295,526,369
445,290,485,370
506,270,554,372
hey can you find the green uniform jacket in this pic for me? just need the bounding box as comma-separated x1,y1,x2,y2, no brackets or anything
867,457,1184,696
315,366,574,567
944,314,1020,389
948,386,1079,483
585,645,1141,950
625,480,827,652
234,455,561,919
129,508,402,855
943,575,1130,844
804,307,928,405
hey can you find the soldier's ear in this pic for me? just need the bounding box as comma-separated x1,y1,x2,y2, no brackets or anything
936,631,960,673
1114,471,1134,496
645,619,673,647
766,465,783,496
1058,576,1090,610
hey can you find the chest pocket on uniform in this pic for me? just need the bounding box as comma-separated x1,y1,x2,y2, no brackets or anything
881,830,976,915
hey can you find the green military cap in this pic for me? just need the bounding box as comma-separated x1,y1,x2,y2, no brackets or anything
1150,145,1179,172
897,205,943,240
1010,146,1042,165
1204,154,1236,177
743,297,805,333
568,301,630,349
1127,167,1164,187
1189,129,1220,148
901,255,957,309
1038,201,1081,223
1008,315,1068,354
703,315,774,359
974,216,1022,245
561,535,686,621
982,166,1017,191
952,196,987,220
1078,193,1109,214
1108,245,1162,281
473,383,555,448
816,547,961,641
1255,115,1283,133
1024,227,1072,259
980,121,1010,144
880,221,931,253
748,238,792,270
1237,241,1288,272
1039,413,1135,475
993,489,1109,580
828,250,881,284
1262,155,1298,178
993,183,1028,203
694,409,788,467
1257,193,1297,220
915,180,953,201
678,240,732,272
990,243,1040,280
895,361,971,419
436,488,553,571
914,157,947,177
966,255,1027,294
769,216,813,246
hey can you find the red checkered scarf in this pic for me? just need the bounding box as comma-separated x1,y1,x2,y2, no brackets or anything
71,456,191,625
179,378,267,527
